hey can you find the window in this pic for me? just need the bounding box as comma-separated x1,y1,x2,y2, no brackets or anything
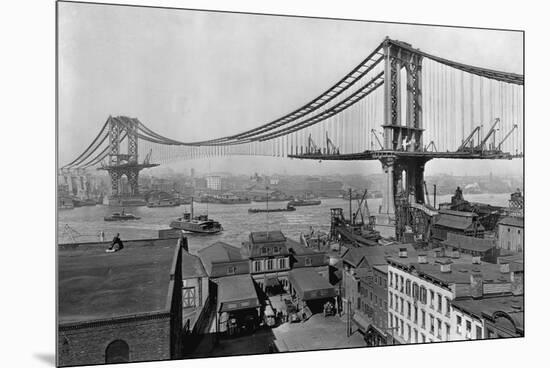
407,302,411,319
383,301,387,310
254,261,261,272
414,329,418,343
405,279,411,296
227,266,236,275
261,247,268,255
456,315,462,334
466,320,472,339
437,319,442,338
429,290,435,308
413,305,418,323
476,325,482,339
400,297,404,315
182,287,196,308
389,272,393,287
400,276,404,292
278,258,285,269
421,310,426,328
445,297,451,316
375,275,379,284
429,315,435,334
420,286,427,304
273,246,280,254
437,294,442,313
412,283,419,300
395,274,399,290
389,292,393,308
389,313,393,327
395,295,399,311
445,323,451,341
400,319,404,336
305,257,312,266
105,340,129,364
407,324,411,342
421,334,426,343
267,259,274,271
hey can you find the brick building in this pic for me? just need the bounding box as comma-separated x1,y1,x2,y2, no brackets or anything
57,238,184,367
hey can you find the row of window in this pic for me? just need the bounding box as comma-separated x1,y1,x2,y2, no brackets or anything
252,258,288,272
388,275,451,316
388,298,451,340
260,246,283,255
456,315,482,339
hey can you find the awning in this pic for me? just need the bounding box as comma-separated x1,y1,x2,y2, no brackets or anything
217,274,260,313
288,268,336,301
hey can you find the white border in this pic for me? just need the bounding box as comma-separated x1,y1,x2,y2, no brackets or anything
1,0,546,367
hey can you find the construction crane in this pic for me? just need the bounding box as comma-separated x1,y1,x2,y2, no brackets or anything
497,124,518,151
325,132,339,155
477,118,500,151
457,126,480,152
307,133,321,154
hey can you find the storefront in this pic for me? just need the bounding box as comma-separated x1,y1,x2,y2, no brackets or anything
216,274,261,337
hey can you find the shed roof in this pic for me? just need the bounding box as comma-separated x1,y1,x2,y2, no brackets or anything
58,238,178,324
443,233,495,253
288,268,335,301
217,274,260,312
182,250,207,279
198,241,245,275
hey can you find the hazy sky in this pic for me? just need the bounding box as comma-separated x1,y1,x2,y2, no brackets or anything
58,2,523,176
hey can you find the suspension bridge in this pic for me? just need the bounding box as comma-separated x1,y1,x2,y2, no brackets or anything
61,37,523,233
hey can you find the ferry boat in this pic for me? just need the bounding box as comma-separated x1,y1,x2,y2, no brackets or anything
146,198,180,207
288,199,322,207
104,211,141,221
169,199,223,234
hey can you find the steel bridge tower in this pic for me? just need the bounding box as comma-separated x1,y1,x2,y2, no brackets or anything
379,38,428,216
99,117,158,206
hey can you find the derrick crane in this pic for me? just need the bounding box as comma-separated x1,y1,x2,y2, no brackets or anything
477,118,500,151
307,133,321,154
457,126,480,152
325,132,340,155
497,124,518,151
371,129,384,150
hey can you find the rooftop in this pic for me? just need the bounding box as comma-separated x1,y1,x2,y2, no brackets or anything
250,230,286,244
434,214,481,230
342,243,416,268
452,295,524,330
443,233,496,252
498,216,524,228
58,238,178,324
217,274,260,312
182,250,207,279
198,241,245,275
438,209,476,218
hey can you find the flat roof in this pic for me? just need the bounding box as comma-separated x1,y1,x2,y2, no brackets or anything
250,230,286,243
443,233,495,252
58,238,178,324
217,274,260,312
342,243,416,268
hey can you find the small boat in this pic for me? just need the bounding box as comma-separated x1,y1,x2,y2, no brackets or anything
248,205,296,213
169,198,223,234
104,212,141,221
288,199,322,207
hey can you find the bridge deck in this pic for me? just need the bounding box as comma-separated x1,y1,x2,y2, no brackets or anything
288,150,521,161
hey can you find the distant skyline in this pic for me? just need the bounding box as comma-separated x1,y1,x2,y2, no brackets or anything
58,2,523,177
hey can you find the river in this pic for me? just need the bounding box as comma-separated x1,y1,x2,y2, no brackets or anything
58,193,511,252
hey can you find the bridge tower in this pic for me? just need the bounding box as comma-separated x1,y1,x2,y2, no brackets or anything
379,38,429,217
99,116,158,206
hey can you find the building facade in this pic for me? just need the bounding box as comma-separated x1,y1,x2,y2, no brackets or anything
497,217,524,253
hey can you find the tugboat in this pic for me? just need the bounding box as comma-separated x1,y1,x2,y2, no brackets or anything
287,199,322,207
104,209,141,221
169,199,223,234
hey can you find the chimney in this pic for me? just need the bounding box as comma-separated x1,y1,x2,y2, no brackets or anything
472,256,481,265
417,254,428,264
469,272,483,298
500,263,510,274
510,271,524,296
399,247,408,258
179,235,189,252
435,249,442,258
439,259,452,273
451,248,460,259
